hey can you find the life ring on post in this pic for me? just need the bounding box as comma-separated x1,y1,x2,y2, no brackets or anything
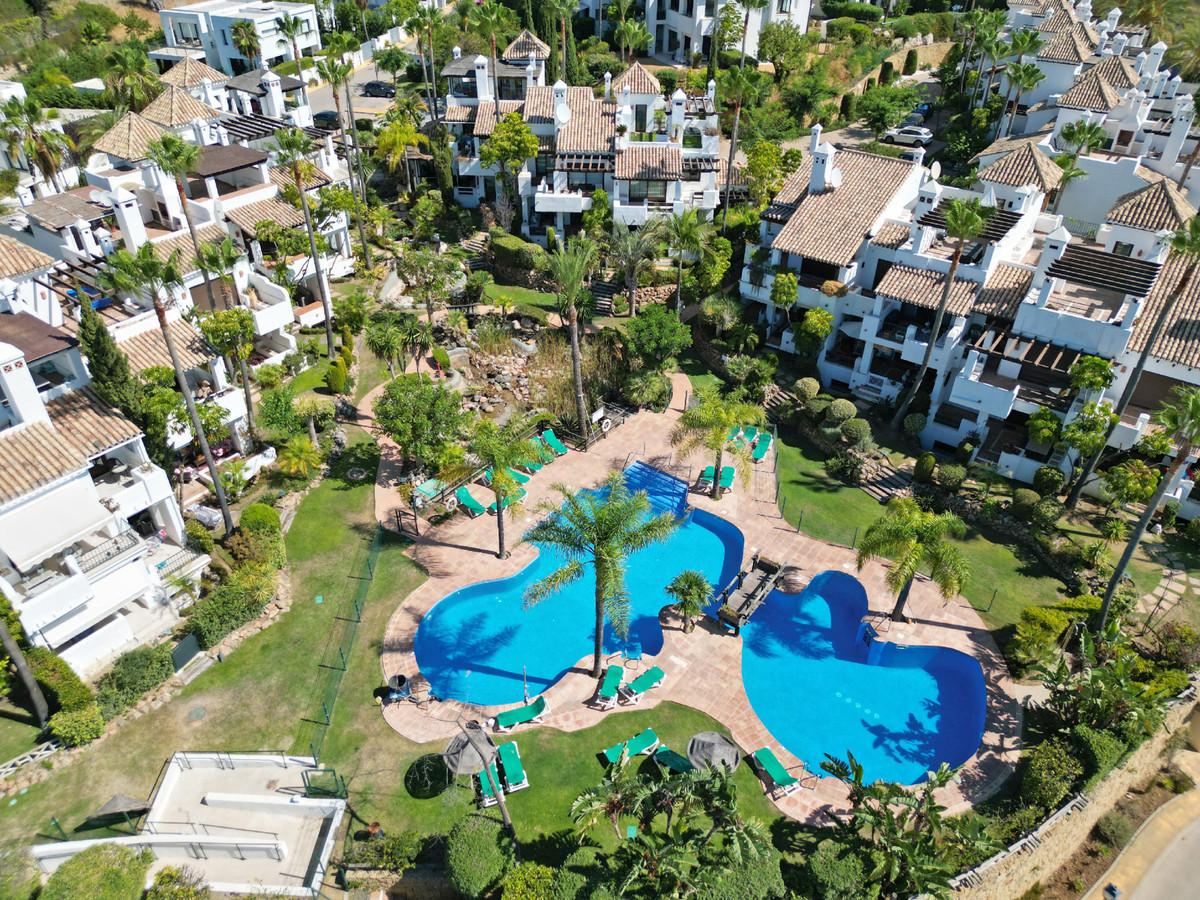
444,495,459,511
600,417,613,433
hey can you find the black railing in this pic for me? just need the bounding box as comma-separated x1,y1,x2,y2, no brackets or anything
76,530,141,573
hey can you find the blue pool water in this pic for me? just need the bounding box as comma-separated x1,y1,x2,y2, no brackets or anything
741,570,987,785
414,463,744,706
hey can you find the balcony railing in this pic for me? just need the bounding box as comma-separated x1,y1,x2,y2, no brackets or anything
76,529,142,573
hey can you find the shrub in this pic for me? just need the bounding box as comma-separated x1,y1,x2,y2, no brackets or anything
96,643,174,719
503,862,556,899
225,528,286,569
446,814,515,899
1156,622,1200,669
342,832,421,872
1096,811,1135,848
255,363,285,389
145,865,209,899
903,48,919,75
49,702,105,746
27,646,94,713
1099,517,1129,542
433,346,452,370
1021,738,1083,811
1160,501,1180,530
41,843,151,900
935,463,966,492
914,452,936,483
822,0,884,21
839,92,857,121
489,228,548,272
623,371,672,412
955,439,975,463
1009,606,1070,668
903,412,927,438
1187,518,1200,545
185,519,214,554
840,417,872,448
1147,668,1191,697
326,357,348,394
1034,466,1065,498
259,385,302,436
1071,725,1125,785
794,376,821,403
186,563,276,648
805,396,833,421
1011,488,1041,521
465,270,494,303
825,452,863,484
826,398,857,424
703,845,786,899
239,503,281,535
1032,498,1064,532
804,840,863,900
551,846,604,900
339,344,354,369
879,60,896,85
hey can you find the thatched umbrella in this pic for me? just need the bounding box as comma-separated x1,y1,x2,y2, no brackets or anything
441,721,496,775
687,732,742,772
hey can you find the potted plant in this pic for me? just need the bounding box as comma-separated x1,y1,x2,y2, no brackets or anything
666,570,711,634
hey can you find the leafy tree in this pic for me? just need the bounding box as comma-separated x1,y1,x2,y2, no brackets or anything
1069,355,1115,392
395,247,459,321
580,187,613,240
744,140,801,208
624,304,691,371
333,287,369,334
365,320,404,377
757,21,809,82
374,45,410,87
408,188,444,241
1062,402,1118,478
525,473,681,676
857,83,920,137
796,307,834,358
103,44,161,112
145,865,209,900
480,112,538,231
670,387,765,500
1102,459,1159,511
374,373,466,469
1027,405,1063,446
198,308,257,435
857,497,969,622
666,570,710,634
770,270,798,317
294,395,333,446
464,414,541,558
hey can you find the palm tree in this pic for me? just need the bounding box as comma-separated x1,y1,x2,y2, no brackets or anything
737,0,770,69
670,387,765,500
1060,119,1107,161
354,0,370,37
375,119,426,192
693,766,769,860
1098,387,1200,631
316,51,373,267
1002,61,1044,138
608,220,662,317
467,414,541,557
719,67,765,232
104,44,161,111
278,435,323,478
614,19,651,64
571,751,639,839
525,473,681,676
663,208,713,312
1051,154,1086,215
276,14,310,106
666,570,710,633
969,28,1002,108
956,7,987,97
198,237,256,433
407,319,434,373
294,396,331,446
1067,218,1200,510
365,320,403,377
275,128,336,357
545,236,597,436
405,5,443,126
890,198,989,429
327,31,375,268
0,621,47,728
231,20,261,69
548,0,577,80
856,497,969,622
147,135,219,315
0,96,73,193
99,245,235,533
470,0,511,126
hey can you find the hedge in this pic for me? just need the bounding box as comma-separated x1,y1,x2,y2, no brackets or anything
96,643,175,719
794,377,821,403
1020,738,1083,811
49,703,105,746
446,814,515,898
826,398,857,424
184,518,214,553
551,846,605,900
27,646,94,713
903,48,919,75
1011,488,1040,521
700,846,786,898
239,502,281,535
489,227,548,273
185,563,276,648
40,843,151,900
503,862,556,899
841,417,872,448
914,451,936,482
822,0,884,21
1071,724,1125,786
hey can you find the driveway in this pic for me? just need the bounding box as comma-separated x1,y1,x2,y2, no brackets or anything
308,62,396,121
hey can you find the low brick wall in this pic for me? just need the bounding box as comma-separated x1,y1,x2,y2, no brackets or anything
954,695,1198,899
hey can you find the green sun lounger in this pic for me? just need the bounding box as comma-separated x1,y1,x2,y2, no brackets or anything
532,441,556,464
493,694,547,732
415,478,446,501
456,486,487,518
752,747,801,798
697,465,715,486
619,665,665,704
542,429,569,455
477,762,501,806
654,745,694,774
742,426,759,444
488,487,527,514
718,466,735,490
483,467,531,486
595,665,624,709
726,426,741,442
752,433,773,462
603,727,660,765
498,741,528,792
518,457,544,473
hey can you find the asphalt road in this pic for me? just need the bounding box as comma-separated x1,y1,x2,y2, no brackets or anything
1129,814,1200,900
307,62,396,120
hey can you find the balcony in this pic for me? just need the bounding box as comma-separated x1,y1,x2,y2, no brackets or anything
246,272,294,336
533,183,595,214
94,464,174,521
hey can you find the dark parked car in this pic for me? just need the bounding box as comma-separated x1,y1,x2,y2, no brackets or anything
362,80,396,98
312,110,340,130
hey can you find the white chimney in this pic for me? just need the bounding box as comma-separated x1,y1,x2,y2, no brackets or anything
474,55,493,102
1112,32,1129,55
1147,40,1167,75
452,45,462,60
1163,96,1195,165
707,79,716,102
1076,0,1093,23
111,186,147,251
261,69,284,119
526,58,538,91
0,342,49,426
1107,7,1121,29
809,122,823,154
553,79,570,129
1168,75,1182,98
604,71,612,99
670,88,686,134
809,142,841,194
1034,225,1071,292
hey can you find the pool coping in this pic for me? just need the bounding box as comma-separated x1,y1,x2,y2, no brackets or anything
374,374,1023,825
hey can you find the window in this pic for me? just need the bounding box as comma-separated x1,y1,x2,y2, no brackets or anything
629,180,667,202
778,0,791,11
670,0,679,11
222,30,229,46
685,0,694,16
535,154,553,184
1113,241,1135,257
657,1,666,19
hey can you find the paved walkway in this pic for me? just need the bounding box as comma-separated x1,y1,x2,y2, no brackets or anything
371,373,1022,823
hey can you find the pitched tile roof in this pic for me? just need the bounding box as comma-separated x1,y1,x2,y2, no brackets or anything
1038,29,1091,64
1108,179,1198,233
615,144,683,180
976,264,1034,319
0,421,89,505
613,62,661,96
150,222,228,274
225,197,305,235
1058,71,1119,112
45,387,142,459
116,319,212,373
970,127,1055,165
1038,9,1074,32
0,233,53,278
504,29,550,61
142,84,220,128
93,111,170,162
161,57,228,87
523,86,593,125
1089,52,1139,90
875,264,979,316
978,142,1063,191
556,99,617,153
1130,254,1200,369
268,164,331,192
870,222,910,249
472,101,524,137
443,104,477,124
769,150,915,267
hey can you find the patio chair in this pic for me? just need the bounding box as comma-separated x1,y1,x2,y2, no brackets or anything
751,747,816,798
594,665,624,710
477,762,501,807
718,466,736,492
456,486,487,518
498,741,529,792
415,478,446,502
619,665,665,705
542,429,570,455
726,426,741,443
532,441,556,465
752,433,773,463
602,727,660,765
492,694,547,732
488,487,527,514
653,745,694,775
517,457,544,474
696,466,715,490
742,426,759,445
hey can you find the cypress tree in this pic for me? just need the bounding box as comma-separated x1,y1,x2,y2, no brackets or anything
77,302,136,411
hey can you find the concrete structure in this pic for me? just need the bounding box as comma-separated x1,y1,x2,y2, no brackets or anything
158,1,322,77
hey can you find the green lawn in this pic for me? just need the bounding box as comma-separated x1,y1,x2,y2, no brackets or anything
679,350,722,395
0,700,41,766
484,283,558,317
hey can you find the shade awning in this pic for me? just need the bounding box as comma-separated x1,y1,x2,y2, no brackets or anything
687,731,742,772
0,476,114,571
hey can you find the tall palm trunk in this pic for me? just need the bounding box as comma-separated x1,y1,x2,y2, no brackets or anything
155,298,234,533
228,281,257,436
890,575,916,622
711,446,722,500
591,559,609,677
739,9,752,69
995,80,1015,141
721,101,743,233
1098,442,1195,631
341,80,375,268
891,238,964,429
425,29,442,126
1066,262,1198,509
294,162,336,357
958,29,975,97
568,304,589,439
1005,87,1024,138
561,17,569,82
495,490,507,558
0,621,47,728
674,252,684,313
173,177,219,312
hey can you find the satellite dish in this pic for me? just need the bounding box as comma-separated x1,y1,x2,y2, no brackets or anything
555,103,571,125
929,161,941,181
88,189,115,208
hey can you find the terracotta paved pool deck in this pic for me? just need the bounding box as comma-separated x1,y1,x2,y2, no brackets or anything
373,375,1022,825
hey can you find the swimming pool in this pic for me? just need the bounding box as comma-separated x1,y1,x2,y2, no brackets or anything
741,571,987,785
413,463,745,706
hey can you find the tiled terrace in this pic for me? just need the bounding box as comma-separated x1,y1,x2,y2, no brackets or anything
372,376,1022,824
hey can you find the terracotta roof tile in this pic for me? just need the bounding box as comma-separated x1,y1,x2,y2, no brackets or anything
504,29,550,61
116,320,212,373
0,421,88,505
556,99,617,153
523,86,592,125
0,233,53,278
1089,52,1138,89
970,127,1054,165
45,388,142,459
473,102,524,137
978,142,1063,191
613,62,661,96
976,264,1034,319
161,57,228,87
149,222,228,274
225,197,305,236
93,111,170,162
1107,179,1197,232
1130,254,1200,368
875,264,979,316
1038,29,1091,64
267,164,330,192
615,144,682,180
1058,71,1119,112
870,222,910,249
142,85,219,128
